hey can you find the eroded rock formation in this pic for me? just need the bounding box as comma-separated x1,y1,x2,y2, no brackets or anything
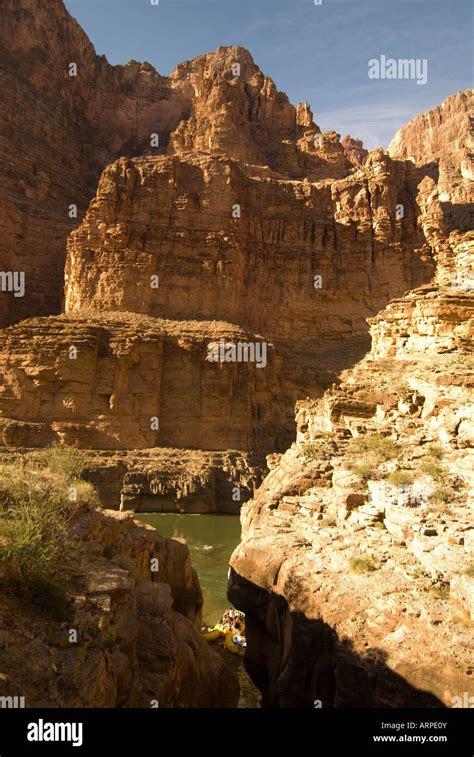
341,135,368,167
1,0,449,511
0,314,287,452
0,506,239,707
229,233,474,707
0,0,351,328
388,90,474,231
64,151,433,341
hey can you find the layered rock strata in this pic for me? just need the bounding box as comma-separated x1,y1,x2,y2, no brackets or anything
0,448,266,514
64,151,434,342
388,90,474,231
0,0,353,328
0,0,471,523
0,313,289,452
229,237,474,707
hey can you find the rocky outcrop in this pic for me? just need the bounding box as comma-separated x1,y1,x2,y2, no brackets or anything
0,0,182,326
388,90,474,231
0,447,266,514
0,507,239,707
104,449,265,514
341,135,368,167
229,236,473,707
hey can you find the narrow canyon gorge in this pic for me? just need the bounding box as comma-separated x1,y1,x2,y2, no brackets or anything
0,0,472,711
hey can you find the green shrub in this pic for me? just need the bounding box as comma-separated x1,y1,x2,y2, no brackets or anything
452,354,474,370
426,445,444,460
397,384,414,402
301,443,320,460
387,470,414,486
37,445,92,481
349,556,377,574
68,480,100,509
431,487,454,505
24,573,70,621
0,451,98,607
350,462,374,481
348,434,398,462
420,460,443,480
301,437,332,460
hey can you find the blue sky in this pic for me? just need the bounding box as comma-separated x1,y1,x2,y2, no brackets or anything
64,0,472,148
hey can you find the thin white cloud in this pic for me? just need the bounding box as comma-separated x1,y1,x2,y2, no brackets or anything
315,100,434,149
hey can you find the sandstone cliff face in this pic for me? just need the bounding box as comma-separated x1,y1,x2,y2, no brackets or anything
0,0,180,326
1,2,471,522
64,151,433,345
0,313,288,452
388,90,474,231
229,235,473,707
0,507,239,707
0,0,351,328
0,143,437,484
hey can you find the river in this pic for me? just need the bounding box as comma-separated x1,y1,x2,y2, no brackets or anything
135,513,260,707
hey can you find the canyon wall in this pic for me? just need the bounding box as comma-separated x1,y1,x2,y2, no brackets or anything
0,0,470,519
229,232,474,707
0,0,351,328
0,0,179,325
0,314,287,452
388,90,474,231
64,151,433,342
0,141,437,506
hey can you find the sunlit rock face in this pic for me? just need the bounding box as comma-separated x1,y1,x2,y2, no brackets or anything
388,90,474,230
229,230,473,707
64,151,433,341
0,0,348,328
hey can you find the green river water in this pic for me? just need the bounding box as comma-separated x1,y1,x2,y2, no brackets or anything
135,513,260,707
135,513,241,624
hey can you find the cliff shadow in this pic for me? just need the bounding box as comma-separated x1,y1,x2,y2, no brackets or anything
228,568,446,709
440,202,474,234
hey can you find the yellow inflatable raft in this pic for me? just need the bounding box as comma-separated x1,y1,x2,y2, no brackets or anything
201,626,220,642
225,631,245,656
